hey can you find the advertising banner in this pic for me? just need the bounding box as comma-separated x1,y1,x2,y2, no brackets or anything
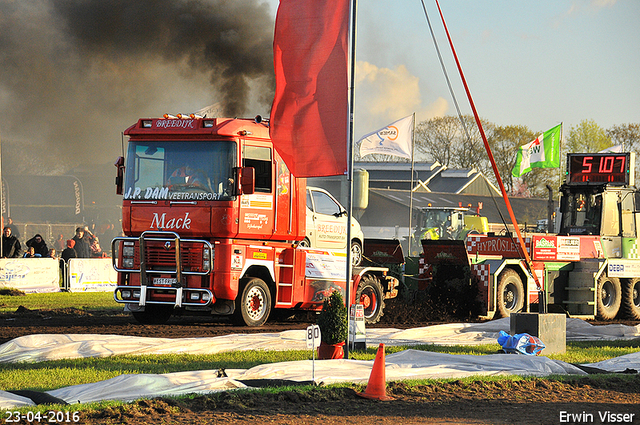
68,258,117,292
0,258,60,293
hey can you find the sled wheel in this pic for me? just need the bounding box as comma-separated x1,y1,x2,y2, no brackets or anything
356,275,385,324
234,278,272,327
496,269,524,318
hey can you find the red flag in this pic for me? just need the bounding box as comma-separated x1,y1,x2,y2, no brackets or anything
269,0,350,178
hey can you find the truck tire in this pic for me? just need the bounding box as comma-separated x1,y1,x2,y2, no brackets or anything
496,269,524,318
132,304,173,325
234,278,272,327
351,240,363,267
356,275,385,324
596,275,622,320
622,278,640,320
298,238,311,248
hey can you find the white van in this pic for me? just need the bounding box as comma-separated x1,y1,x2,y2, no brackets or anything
301,187,365,266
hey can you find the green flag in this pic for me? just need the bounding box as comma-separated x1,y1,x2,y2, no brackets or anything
512,123,562,177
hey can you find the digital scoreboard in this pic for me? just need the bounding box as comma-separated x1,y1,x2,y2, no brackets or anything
567,153,632,185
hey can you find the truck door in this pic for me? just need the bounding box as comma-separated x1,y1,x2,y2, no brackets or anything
239,146,274,237
600,190,621,257
307,188,348,250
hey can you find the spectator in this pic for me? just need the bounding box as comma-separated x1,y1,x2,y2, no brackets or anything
48,248,57,259
54,234,65,252
90,236,104,258
61,240,77,263
1,226,21,258
26,234,49,257
72,227,91,258
23,246,42,258
83,225,97,247
5,217,20,240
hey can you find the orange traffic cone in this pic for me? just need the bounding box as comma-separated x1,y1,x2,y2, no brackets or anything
358,343,393,400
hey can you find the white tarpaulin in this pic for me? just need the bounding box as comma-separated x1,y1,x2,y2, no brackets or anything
1,350,592,408
0,258,60,293
2,318,640,364
2,318,639,409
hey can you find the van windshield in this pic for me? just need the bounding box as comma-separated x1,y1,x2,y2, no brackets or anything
123,141,237,201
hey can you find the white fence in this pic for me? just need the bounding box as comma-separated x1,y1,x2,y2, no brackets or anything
0,258,117,293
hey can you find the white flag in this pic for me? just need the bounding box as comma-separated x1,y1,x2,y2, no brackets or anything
598,144,624,153
358,115,414,159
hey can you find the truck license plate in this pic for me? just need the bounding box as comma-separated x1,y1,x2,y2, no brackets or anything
154,277,177,286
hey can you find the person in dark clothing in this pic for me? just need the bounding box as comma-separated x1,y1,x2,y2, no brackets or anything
61,240,77,262
26,234,49,257
72,227,91,258
1,226,21,258
5,217,20,240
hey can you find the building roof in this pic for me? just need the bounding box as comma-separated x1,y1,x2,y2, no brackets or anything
352,161,499,196
359,188,552,230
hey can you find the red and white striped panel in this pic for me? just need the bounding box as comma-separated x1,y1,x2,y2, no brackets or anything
472,263,490,287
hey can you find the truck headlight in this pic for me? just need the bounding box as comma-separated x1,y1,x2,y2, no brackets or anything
203,247,212,271
123,258,134,268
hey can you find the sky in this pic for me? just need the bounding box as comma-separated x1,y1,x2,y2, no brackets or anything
345,0,640,139
0,0,638,170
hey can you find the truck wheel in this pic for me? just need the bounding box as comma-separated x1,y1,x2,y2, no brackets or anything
596,275,622,320
132,305,173,325
351,240,363,267
298,238,311,248
496,269,524,318
622,278,640,320
356,275,385,324
234,278,272,327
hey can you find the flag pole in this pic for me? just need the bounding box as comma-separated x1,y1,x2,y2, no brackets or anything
344,0,358,360
408,113,415,256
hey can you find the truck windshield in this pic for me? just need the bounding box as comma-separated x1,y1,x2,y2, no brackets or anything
123,141,237,201
560,191,602,235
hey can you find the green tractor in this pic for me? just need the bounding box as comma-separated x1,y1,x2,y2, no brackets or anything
408,205,489,256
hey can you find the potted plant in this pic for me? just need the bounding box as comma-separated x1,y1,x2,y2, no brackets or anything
316,290,348,359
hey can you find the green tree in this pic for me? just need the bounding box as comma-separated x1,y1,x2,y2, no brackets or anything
488,125,535,195
565,119,611,154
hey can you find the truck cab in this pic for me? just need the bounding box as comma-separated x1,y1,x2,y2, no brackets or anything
112,115,398,326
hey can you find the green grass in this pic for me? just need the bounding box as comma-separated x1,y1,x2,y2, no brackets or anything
2,341,638,393
0,291,119,313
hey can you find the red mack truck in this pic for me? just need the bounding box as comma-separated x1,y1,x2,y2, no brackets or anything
422,152,640,321
112,115,398,326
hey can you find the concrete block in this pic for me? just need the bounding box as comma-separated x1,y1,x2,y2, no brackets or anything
510,312,566,354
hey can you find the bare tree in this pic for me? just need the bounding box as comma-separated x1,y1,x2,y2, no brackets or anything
415,115,493,176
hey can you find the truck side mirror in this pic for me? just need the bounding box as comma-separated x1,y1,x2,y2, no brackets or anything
236,167,255,195
115,156,125,195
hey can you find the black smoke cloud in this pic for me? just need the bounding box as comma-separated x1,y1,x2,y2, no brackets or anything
0,0,276,168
